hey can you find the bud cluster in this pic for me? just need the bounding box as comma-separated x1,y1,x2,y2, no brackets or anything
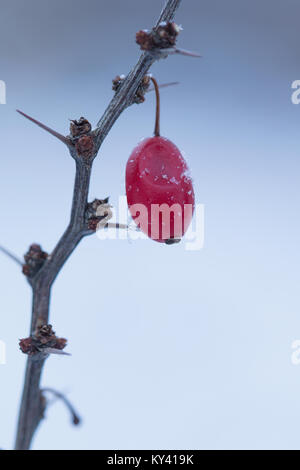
136,22,181,51
112,74,151,104
69,117,94,159
86,197,112,231
22,244,48,278
19,324,67,357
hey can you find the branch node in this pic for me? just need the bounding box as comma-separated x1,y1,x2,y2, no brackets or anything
112,74,126,93
75,135,95,159
19,324,68,358
113,74,151,104
69,117,92,138
136,21,200,60
136,21,181,51
133,75,151,104
69,117,95,160
85,197,112,231
22,244,48,278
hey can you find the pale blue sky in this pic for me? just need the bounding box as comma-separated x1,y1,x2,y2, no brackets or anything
1,0,300,450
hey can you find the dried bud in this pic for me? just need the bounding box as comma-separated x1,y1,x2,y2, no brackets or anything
86,197,110,216
39,324,54,337
19,337,35,355
112,74,126,93
87,217,100,231
19,324,68,357
22,244,48,278
22,265,30,276
55,337,68,350
75,135,94,159
70,117,92,138
136,30,153,51
136,22,181,51
133,75,151,104
85,198,112,232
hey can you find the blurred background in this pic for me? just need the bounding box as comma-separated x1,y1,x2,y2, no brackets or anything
0,0,300,450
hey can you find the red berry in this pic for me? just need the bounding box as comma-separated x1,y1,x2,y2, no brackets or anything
126,76,195,244
126,136,195,243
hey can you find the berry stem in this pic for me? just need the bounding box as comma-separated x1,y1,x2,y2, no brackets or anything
150,77,161,137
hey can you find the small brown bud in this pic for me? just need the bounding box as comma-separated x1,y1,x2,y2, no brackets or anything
19,324,68,357
85,198,112,231
22,265,30,276
136,22,181,51
136,30,153,51
39,324,54,338
133,75,151,104
23,244,48,278
75,135,94,159
112,75,126,92
87,217,100,231
19,337,35,355
86,198,110,215
70,117,92,138
55,338,68,350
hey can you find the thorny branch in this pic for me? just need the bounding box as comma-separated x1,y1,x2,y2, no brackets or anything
0,245,23,267
12,0,198,450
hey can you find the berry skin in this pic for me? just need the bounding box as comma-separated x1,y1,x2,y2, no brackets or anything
126,136,195,243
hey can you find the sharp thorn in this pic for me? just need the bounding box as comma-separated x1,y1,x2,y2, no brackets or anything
0,245,23,266
174,48,202,58
42,347,71,356
17,110,71,146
